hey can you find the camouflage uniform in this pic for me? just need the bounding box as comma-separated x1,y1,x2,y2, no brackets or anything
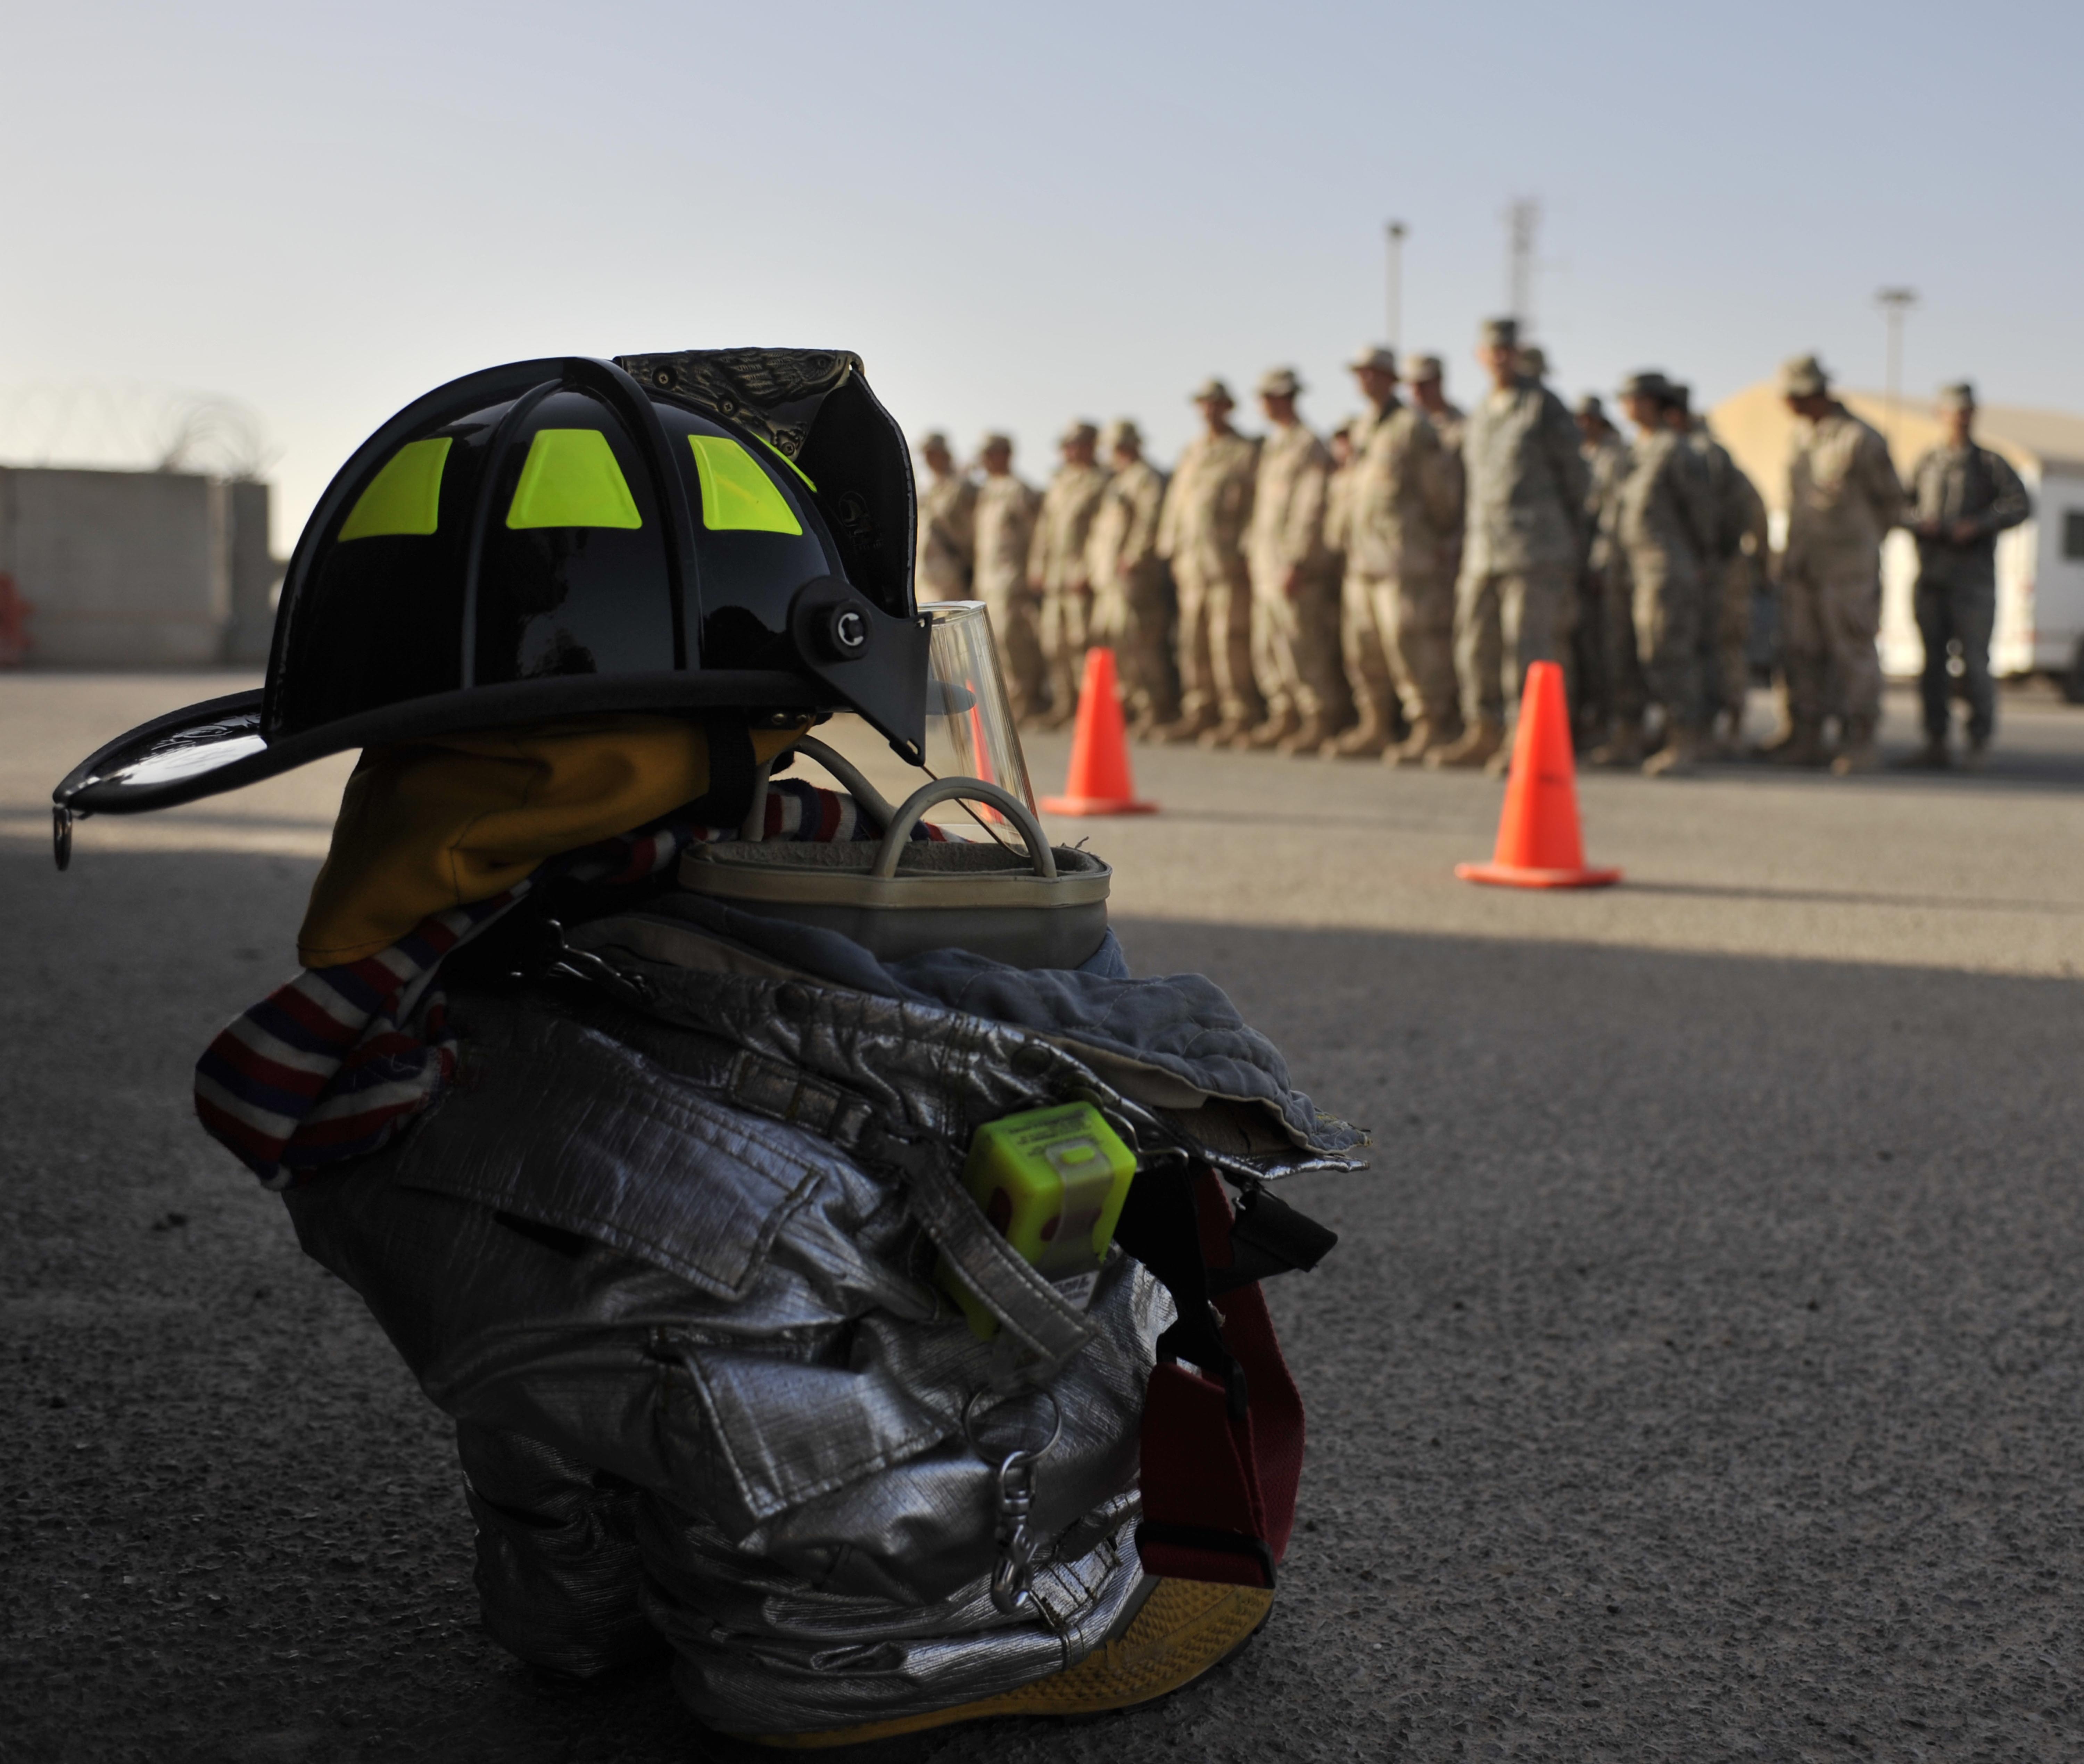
1779,393,1905,749
1315,429,1364,738
915,459,978,604
1330,403,1398,747
1087,433,1176,730
1157,415,1261,735
1577,412,1631,740
973,451,1046,720
1454,378,1591,730
1247,416,1342,737
1028,435,1111,725
1345,397,1464,742
1615,426,1715,736
1903,397,2031,749
1409,358,1467,590
1689,418,1768,737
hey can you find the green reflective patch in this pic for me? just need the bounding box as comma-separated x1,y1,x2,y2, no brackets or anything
755,434,817,492
689,435,804,535
506,428,643,530
339,436,452,539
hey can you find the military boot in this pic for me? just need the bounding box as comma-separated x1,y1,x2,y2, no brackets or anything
1830,726,1880,775
1277,711,1338,755
1586,722,1645,768
1695,715,1737,761
1892,735,1950,770
1642,729,1701,778
1326,703,1394,760
1426,717,1506,770
1197,716,1258,752
1766,722,1829,767
1153,707,1217,745
1384,717,1449,766
1244,706,1301,750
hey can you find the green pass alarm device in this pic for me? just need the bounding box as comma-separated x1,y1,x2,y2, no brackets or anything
939,1101,1138,1338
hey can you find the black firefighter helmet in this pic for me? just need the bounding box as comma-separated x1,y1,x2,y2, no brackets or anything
51,348,929,829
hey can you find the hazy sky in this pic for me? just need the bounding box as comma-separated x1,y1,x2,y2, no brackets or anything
3,0,2079,547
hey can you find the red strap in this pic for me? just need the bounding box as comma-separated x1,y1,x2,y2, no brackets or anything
1134,1170,1306,1588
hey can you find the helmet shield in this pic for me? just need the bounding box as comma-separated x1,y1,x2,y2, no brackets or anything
923,601,1035,816
55,351,932,819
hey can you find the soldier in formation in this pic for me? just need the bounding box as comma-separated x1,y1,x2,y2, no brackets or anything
1607,371,1715,774
1156,380,1262,745
1086,419,1177,734
1670,382,1768,756
1028,420,1110,728
1244,368,1343,753
1770,355,1905,774
913,431,977,604
935,342,2020,781
1432,317,1590,772
1898,382,2031,769
971,433,1045,722
1573,393,1627,749
1324,402,1396,758
1337,346,1464,762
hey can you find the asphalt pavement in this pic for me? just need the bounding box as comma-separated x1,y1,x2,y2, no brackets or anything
6,675,2084,1762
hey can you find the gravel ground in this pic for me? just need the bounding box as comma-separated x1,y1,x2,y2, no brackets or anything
6,677,2083,1761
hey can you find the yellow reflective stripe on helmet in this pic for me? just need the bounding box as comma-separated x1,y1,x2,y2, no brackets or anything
688,435,804,535
505,429,643,530
339,436,452,539
754,433,817,493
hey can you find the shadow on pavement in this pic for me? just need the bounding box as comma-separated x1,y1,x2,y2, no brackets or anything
7,847,2082,1760
1618,877,2084,916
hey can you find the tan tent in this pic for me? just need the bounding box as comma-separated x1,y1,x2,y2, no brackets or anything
1707,381,2084,682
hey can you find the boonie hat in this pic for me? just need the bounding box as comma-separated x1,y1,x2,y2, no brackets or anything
1780,354,1830,397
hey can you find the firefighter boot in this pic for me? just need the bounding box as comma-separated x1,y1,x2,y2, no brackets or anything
744,1580,1276,1750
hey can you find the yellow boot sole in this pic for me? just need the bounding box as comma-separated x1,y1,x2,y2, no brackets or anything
740,1577,1275,1750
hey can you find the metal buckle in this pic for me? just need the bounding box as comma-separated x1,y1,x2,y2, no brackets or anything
963,1386,1062,1616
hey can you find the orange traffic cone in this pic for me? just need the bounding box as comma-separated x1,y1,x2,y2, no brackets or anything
1455,660,1620,889
1040,647,1158,816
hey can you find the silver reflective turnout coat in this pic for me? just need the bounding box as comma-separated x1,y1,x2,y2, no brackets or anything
283,888,1363,1736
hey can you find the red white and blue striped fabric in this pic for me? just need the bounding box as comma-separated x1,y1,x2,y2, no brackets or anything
195,780,941,1188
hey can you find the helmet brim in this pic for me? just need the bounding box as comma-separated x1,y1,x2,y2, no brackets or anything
53,670,820,817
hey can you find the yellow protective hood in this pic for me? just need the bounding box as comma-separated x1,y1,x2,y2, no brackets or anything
298,715,801,967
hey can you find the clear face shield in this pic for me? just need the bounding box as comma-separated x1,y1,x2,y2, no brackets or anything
921,600,1035,819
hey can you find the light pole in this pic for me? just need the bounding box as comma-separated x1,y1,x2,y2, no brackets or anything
1504,198,1539,330
1384,221,1407,353
1876,287,1918,445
